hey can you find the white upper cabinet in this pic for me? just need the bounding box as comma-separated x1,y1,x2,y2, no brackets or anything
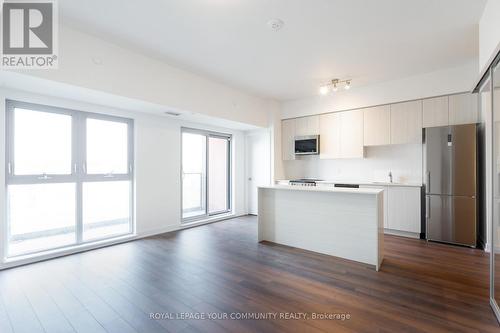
281,119,296,161
320,110,363,159
340,110,364,158
390,100,423,145
284,93,476,157
363,105,391,146
449,93,479,125
295,115,319,136
423,96,449,128
319,113,341,159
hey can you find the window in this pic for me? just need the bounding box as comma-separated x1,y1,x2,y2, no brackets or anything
82,181,131,241
208,136,230,214
181,128,231,221
182,132,207,219
5,100,134,258
13,108,72,175
86,118,129,175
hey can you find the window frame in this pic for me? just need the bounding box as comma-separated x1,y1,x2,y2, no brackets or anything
6,100,78,185
5,99,135,258
181,127,232,223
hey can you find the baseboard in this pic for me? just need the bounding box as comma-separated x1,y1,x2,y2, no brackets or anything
136,213,248,239
0,213,249,271
384,229,420,239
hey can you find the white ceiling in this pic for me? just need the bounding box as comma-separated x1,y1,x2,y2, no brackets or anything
59,0,486,101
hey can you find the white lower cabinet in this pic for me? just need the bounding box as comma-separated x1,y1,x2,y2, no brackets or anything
386,186,421,234
360,185,421,236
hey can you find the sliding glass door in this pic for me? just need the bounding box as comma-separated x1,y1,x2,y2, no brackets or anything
181,128,231,221
478,49,500,323
5,100,134,257
181,131,207,219
208,136,230,214
492,57,500,321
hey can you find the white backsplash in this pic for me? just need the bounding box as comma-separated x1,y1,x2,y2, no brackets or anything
283,144,423,184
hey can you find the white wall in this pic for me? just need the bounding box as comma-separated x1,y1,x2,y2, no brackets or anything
14,24,275,128
479,0,500,73
0,88,249,264
245,129,272,215
281,62,476,119
282,144,422,184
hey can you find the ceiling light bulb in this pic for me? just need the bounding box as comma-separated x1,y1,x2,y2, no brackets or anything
344,80,351,90
332,83,338,92
319,85,329,95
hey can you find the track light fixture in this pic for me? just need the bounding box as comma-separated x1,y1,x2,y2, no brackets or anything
319,78,352,95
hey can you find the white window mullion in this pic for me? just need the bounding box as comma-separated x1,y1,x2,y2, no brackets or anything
75,111,84,244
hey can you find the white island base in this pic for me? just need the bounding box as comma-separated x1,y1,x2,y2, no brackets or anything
258,186,384,271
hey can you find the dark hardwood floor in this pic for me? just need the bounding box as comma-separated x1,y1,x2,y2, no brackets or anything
0,215,498,333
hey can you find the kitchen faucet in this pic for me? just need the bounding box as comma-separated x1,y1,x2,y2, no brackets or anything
388,171,393,183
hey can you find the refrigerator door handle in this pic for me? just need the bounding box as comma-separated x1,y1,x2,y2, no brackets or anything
426,196,430,219
426,171,430,194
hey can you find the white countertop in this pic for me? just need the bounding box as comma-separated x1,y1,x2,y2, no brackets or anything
259,185,383,195
277,180,422,187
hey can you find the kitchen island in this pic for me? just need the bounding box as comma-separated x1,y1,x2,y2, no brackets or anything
258,185,384,270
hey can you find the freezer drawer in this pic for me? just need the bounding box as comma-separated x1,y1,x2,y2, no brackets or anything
426,195,476,246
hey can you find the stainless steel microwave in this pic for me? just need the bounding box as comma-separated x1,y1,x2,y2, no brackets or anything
295,135,320,155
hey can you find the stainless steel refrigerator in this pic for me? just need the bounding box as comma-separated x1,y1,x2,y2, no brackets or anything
424,124,477,247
